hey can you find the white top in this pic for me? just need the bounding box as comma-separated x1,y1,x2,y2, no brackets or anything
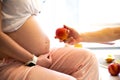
1,0,40,32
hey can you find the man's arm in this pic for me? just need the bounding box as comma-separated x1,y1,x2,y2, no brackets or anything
80,27,120,43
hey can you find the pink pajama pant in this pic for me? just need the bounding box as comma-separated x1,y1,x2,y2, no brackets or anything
0,47,99,80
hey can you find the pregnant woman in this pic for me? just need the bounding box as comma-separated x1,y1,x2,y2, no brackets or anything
0,0,99,80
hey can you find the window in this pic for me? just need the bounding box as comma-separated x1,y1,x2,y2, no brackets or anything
37,0,120,48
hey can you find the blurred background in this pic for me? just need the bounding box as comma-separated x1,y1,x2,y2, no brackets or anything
36,0,120,49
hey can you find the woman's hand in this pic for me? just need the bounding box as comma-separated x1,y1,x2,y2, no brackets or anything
36,54,52,68
63,25,81,45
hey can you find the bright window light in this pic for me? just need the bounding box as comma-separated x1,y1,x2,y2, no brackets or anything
37,0,120,48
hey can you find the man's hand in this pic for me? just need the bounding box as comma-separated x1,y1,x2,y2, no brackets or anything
63,25,81,45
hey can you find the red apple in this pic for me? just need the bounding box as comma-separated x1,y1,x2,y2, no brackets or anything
55,27,69,41
114,60,120,73
108,62,120,76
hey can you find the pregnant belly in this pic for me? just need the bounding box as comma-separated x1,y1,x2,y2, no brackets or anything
6,16,50,56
